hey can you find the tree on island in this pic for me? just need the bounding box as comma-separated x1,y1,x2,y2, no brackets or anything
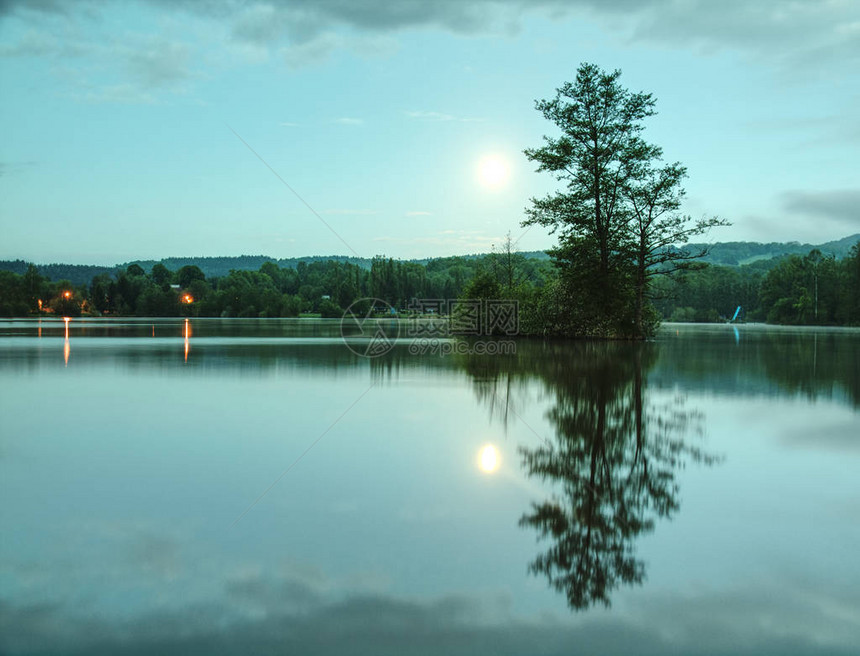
523,63,727,338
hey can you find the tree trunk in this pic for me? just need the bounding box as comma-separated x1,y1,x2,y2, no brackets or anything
635,249,646,339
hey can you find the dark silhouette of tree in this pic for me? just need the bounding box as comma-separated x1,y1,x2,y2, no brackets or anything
89,272,117,314
523,63,726,337
523,64,658,336
126,263,146,278
150,262,172,288
177,264,206,288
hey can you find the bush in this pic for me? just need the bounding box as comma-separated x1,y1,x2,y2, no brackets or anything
318,299,343,318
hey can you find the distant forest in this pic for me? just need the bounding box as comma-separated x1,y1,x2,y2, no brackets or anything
0,251,550,286
1,235,859,327
2,234,855,286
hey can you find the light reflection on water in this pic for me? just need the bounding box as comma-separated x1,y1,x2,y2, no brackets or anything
63,317,70,366
0,319,858,655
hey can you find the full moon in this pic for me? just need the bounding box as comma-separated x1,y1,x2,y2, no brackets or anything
478,444,500,473
478,155,510,188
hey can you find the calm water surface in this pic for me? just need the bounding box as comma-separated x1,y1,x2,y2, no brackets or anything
1,319,858,655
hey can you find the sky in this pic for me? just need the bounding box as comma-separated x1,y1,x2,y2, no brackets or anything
0,0,858,266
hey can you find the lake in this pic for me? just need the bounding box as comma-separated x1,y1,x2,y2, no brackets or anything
1,318,858,655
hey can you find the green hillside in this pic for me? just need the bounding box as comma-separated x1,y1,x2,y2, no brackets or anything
691,234,859,267
0,237,854,284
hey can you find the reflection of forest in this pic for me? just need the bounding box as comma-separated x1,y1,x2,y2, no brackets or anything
458,341,719,610
4,321,857,412
650,327,860,407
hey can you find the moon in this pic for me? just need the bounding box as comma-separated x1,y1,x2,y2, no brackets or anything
478,444,500,473
478,155,510,189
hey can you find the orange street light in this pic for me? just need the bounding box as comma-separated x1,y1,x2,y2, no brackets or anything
63,291,72,299
182,294,194,304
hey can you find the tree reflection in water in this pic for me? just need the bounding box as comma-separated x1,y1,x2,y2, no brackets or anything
460,340,719,610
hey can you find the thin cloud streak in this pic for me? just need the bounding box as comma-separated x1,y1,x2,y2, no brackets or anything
781,189,860,226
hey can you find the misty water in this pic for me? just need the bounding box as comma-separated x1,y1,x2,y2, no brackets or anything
1,319,858,655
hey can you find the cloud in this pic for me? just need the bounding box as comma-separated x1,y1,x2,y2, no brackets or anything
0,23,193,102
214,0,517,43
0,0,70,19
615,1,860,67
77,83,158,105
0,28,59,56
225,571,323,613
0,27,95,60
279,121,300,127
405,211,433,217
333,117,364,126
231,2,302,44
276,29,398,68
145,1,860,71
122,533,182,579
781,189,860,227
3,0,857,93
122,36,191,88
780,414,860,452
0,160,36,177
1,578,858,656
280,31,343,68
745,113,860,147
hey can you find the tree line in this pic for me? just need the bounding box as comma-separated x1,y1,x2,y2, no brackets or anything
652,244,860,325
3,241,857,326
0,254,551,319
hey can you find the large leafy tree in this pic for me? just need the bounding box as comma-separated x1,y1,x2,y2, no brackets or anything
524,63,725,338
523,63,658,336
177,264,206,288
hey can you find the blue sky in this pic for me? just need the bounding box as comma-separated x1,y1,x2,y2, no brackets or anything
1,0,858,265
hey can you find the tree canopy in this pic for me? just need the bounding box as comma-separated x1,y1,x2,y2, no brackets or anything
524,63,727,338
